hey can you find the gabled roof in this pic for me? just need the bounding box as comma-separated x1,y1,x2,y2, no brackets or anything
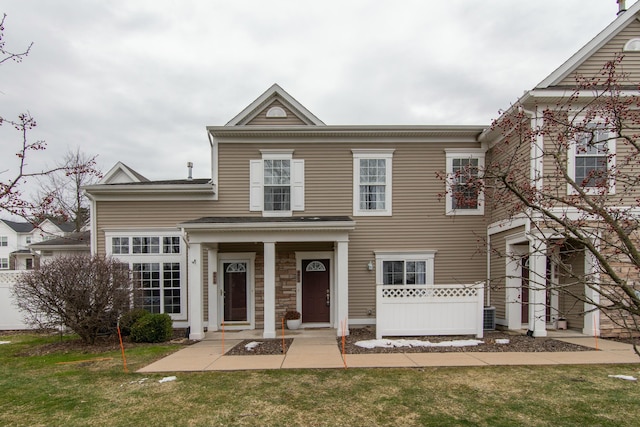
0,219,35,233
225,83,325,126
537,2,640,88
29,231,90,250
99,162,150,184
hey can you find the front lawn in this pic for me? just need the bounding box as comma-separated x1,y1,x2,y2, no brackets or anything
0,333,639,426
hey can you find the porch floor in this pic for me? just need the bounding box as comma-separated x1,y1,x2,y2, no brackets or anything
138,328,640,373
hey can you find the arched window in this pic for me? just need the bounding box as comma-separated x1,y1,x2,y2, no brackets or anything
266,106,287,118
305,261,326,272
624,38,640,51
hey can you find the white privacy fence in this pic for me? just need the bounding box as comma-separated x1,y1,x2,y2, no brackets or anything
0,271,30,330
375,283,485,339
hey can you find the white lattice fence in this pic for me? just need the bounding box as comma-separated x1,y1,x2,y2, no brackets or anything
375,283,485,339
0,271,30,329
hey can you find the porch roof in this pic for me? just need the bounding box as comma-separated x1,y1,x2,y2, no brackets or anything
179,216,355,232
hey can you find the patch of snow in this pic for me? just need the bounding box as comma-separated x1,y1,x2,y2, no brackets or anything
245,341,263,351
159,376,177,383
0,341,10,345
495,339,510,345
608,375,637,381
355,339,484,349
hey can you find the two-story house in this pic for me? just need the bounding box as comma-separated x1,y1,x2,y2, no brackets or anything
84,2,640,340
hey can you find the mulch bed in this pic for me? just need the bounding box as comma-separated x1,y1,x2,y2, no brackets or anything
338,327,595,354
223,327,595,356
225,339,293,356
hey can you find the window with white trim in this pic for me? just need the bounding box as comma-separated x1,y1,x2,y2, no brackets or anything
567,123,616,194
445,149,485,215
375,251,436,285
0,258,8,269
352,149,394,216
250,150,304,216
0,236,7,247
107,233,185,319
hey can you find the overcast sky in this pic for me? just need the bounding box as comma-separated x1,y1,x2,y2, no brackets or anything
0,0,635,187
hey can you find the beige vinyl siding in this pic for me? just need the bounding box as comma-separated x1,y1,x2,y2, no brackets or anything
246,101,307,126
94,200,216,254
94,138,487,321
217,140,486,318
559,19,640,87
486,131,531,225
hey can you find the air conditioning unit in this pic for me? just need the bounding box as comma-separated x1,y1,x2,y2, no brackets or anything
484,306,496,330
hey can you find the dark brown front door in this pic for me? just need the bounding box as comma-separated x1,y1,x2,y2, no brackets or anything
223,262,248,322
302,259,330,323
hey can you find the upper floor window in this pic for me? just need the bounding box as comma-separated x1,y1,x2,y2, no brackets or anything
0,236,7,247
352,149,394,216
250,150,304,216
567,123,616,194
445,149,485,215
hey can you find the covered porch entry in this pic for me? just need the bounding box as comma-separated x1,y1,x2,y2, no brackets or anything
179,217,355,339
503,232,600,337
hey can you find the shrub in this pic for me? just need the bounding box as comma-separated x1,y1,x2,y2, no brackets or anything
130,313,173,343
13,254,133,344
119,309,149,336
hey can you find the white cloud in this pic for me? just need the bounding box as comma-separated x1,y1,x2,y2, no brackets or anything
0,0,631,186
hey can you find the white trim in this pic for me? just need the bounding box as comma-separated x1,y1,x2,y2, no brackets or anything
105,230,186,321
487,215,528,236
444,149,486,216
295,251,334,327
566,122,616,195
218,252,256,331
352,149,394,216
374,250,436,286
536,1,640,88
225,83,325,126
504,232,528,331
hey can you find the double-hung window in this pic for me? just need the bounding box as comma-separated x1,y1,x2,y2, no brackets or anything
250,150,304,216
352,149,394,216
0,236,7,247
445,149,485,215
375,251,436,285
567,123,615,194
0,258,8,269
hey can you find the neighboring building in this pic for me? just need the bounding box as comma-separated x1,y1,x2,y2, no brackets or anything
85,3,640,340
0,218,83,271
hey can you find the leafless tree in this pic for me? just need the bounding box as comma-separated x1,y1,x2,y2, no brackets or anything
442,55,640,351
0,14,100,223
12,254,134,344
34,148,102,231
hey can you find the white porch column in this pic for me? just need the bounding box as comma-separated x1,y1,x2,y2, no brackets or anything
335,240,349,337
188,242,205,340
207,248,218,332
529,236,548,337
263,241,276,338
583,248,600,336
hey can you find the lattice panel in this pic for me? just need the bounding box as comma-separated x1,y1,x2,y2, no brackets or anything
381,286,479,299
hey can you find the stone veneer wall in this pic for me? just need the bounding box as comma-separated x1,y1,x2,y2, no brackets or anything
253,252,298,329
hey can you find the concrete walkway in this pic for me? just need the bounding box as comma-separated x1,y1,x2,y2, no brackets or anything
138,329,640,373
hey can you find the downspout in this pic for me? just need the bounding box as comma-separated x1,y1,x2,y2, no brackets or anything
84,191,98,255
208,131,219,200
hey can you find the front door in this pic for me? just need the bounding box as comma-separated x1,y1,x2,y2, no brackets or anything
223,262,248,323
302,259,330,323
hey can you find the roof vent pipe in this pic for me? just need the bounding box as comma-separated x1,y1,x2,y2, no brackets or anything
618,0,627,15
187,162,193,181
